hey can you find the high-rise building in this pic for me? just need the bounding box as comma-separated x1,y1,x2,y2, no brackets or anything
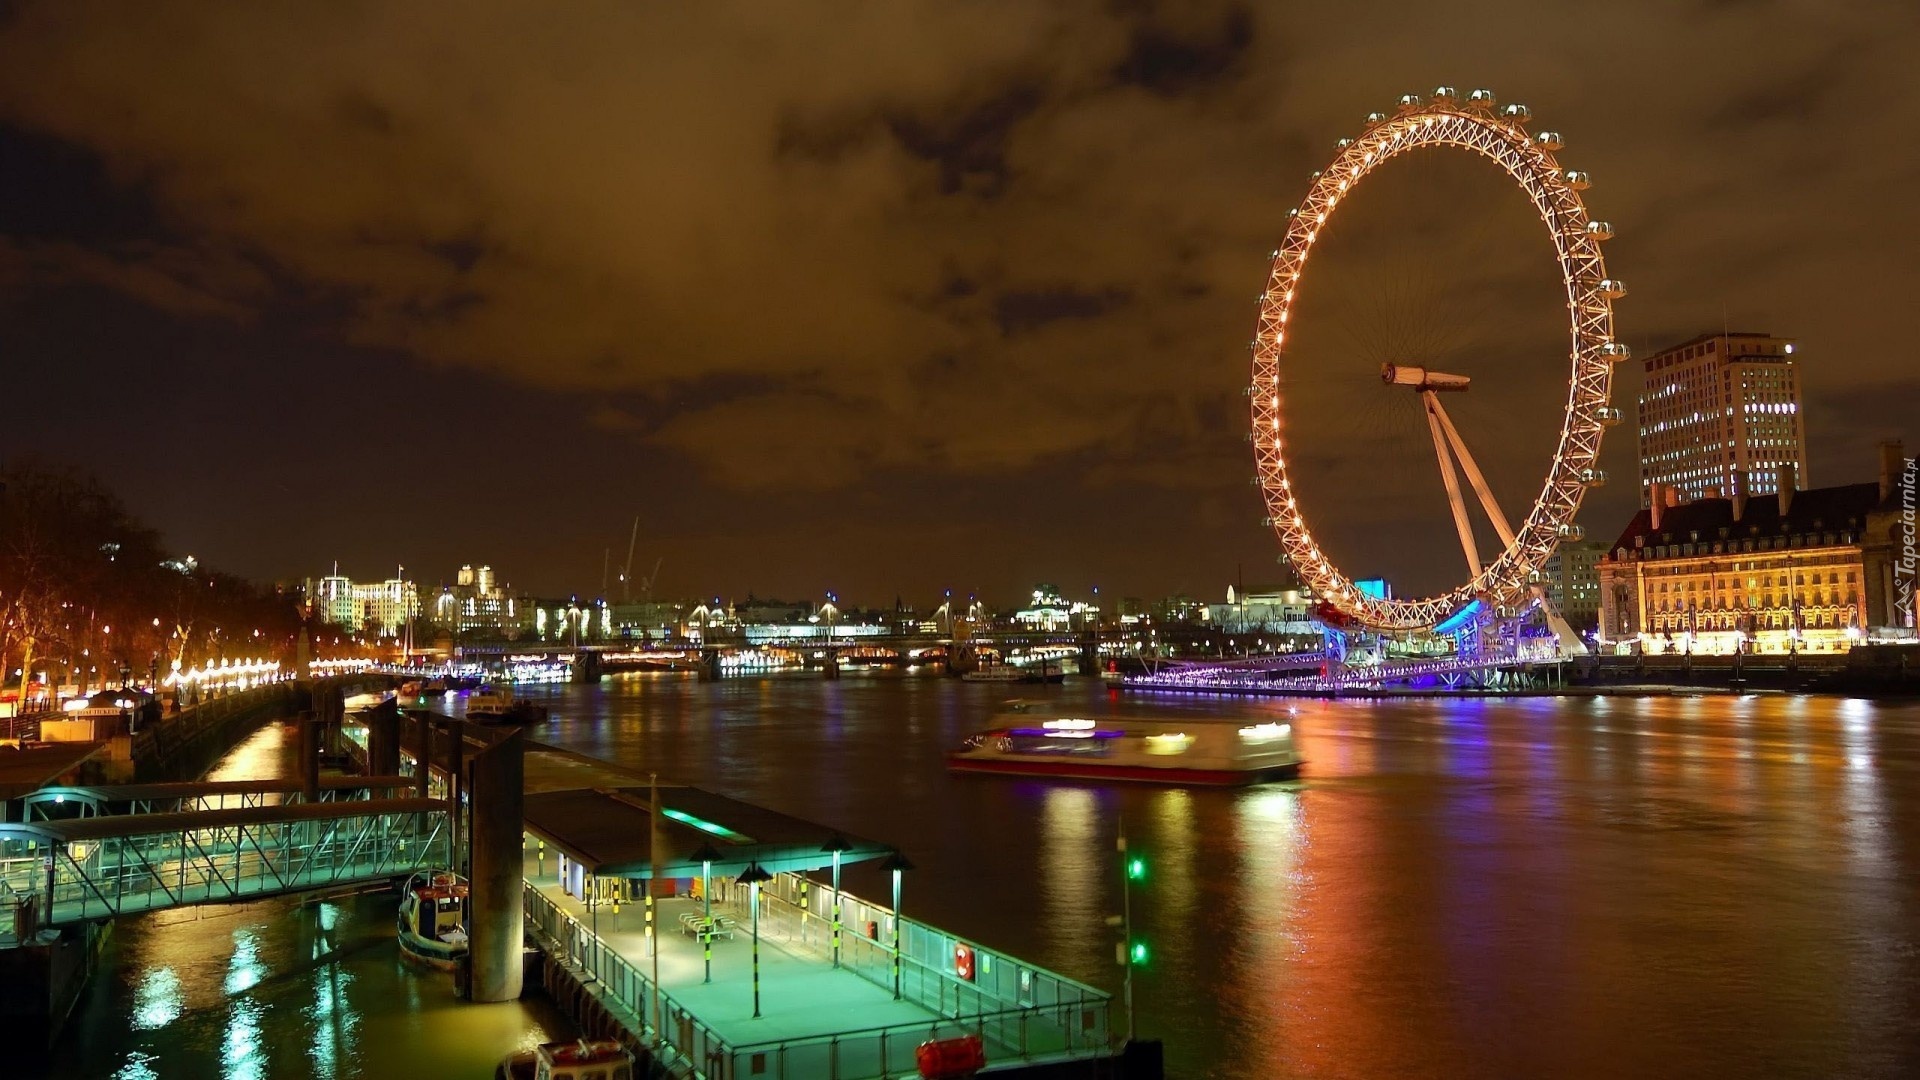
1637,331,1808,507
1541,540,1606,631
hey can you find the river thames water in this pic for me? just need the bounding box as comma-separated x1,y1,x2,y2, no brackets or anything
42,675,1920,1079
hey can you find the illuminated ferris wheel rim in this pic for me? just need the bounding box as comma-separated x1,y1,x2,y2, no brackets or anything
1252,87,1625,633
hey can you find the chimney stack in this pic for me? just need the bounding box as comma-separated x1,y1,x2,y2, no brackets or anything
1732,473,1749,522
1776,462,1797,517
1649,482,1665,530
1882,440,1907,504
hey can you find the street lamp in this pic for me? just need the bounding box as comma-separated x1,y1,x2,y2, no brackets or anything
882,850,914,1000
737,863,773,1018
820,833,851,968
691,842,723,984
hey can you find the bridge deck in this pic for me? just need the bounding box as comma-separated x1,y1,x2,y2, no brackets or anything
0,798,451,927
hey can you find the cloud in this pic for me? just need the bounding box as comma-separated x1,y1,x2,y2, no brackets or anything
0,0,1913,553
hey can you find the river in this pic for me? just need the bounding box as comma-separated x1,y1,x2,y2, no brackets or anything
43,676,1920,1078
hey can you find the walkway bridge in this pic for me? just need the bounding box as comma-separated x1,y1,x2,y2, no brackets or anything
1,777,449,933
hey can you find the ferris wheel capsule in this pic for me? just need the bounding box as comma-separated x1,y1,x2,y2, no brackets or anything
1580,469,1608,488
1535,131,1564,151
1557,524,1587,541
1596,407,1625,426
1364,111,1389,127
1563,170,1591,190
1599,279,1627,299
1599,342,1632,362
1500,103,1532,122
1431,85,1458,103
1398,93,1423,109
1586,220,1615,240
1468,88,1497,108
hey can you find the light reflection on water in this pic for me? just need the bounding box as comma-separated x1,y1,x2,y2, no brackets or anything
45,720,568,1080
46,682,1920,1079
521,674,1920,1079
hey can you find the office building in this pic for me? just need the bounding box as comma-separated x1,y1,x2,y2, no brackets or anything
1637,331,1807,507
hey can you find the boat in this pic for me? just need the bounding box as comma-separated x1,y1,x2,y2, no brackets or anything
960,665,1029,683
466,683,550,724
397,870,469,969
960,657,1064,684
496,1040,636,1080
946,700,1303,786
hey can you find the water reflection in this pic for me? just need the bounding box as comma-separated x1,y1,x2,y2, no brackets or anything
47,721,569,1080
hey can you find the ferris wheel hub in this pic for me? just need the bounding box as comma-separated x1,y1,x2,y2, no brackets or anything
1381,364,1471,392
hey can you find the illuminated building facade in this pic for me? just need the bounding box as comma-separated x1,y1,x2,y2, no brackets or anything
308,565,421,637
1637,331,1807,507
433,563,519,634
1598,444,1908,654
1204,585,1317,634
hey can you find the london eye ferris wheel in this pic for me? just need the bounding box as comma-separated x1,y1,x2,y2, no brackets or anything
1251,87,1627,635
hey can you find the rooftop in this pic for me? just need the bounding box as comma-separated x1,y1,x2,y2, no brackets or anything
1604,481,1887,556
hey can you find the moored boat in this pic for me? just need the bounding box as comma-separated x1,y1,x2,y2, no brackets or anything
466,683,550,724
397,869,469,969
496,1040,636,1080
946,701,1302,786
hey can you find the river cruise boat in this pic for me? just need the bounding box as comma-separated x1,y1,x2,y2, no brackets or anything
466,683,549,724
947,701,1302,786
497,1040,635,1080
397,870,469,969
960,657,1063,684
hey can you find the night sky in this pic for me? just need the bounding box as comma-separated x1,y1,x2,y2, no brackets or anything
2,2,1914,606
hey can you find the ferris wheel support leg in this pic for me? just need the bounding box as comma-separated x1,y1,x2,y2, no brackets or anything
1428,392,1519,549
1424,392,1482,576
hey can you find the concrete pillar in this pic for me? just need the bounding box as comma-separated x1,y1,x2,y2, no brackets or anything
822,649,840,680
367,702,400,777
414,710,432,798
297,709,319,802
466,728,525,1002
698,647,722,682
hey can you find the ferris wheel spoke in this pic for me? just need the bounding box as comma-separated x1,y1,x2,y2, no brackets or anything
1422,392,1482,577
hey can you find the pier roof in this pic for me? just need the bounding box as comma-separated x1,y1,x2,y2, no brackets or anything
0,743,105,800
522,784,893,878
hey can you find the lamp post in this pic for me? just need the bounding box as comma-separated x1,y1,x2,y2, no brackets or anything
820,834,850,968
882,850,914,1000
691,842,723,984
738,863,772,1018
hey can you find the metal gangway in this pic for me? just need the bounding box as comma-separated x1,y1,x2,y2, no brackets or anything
18,775,418,820
0,797,450,932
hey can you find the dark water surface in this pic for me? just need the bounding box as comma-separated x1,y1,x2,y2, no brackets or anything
50,677,1920,1078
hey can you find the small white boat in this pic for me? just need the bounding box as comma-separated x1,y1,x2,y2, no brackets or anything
497,1040,636,1080
397,870,469,970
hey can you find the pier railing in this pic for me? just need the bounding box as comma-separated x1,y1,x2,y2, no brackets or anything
523,882,731,1079
725,872,1112,1069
